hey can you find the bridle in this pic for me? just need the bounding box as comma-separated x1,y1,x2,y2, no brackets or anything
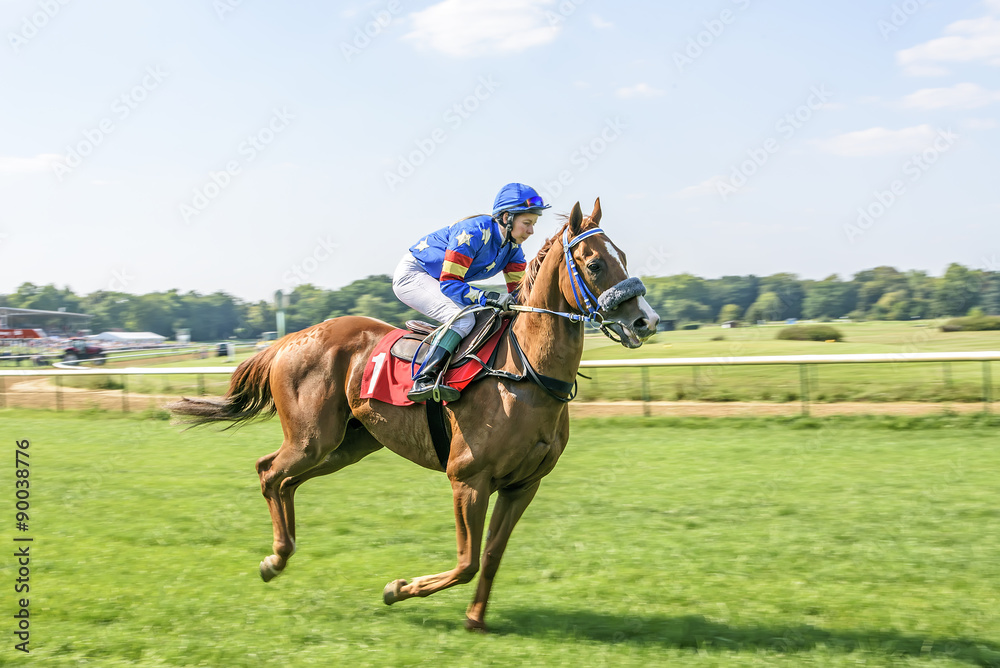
510,226,647,342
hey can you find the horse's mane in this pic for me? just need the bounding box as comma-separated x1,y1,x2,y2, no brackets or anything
517,214,595,304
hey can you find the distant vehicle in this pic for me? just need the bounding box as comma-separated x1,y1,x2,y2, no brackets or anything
63,339,106,365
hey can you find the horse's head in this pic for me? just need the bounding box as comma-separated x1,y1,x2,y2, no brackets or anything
561,199,660,348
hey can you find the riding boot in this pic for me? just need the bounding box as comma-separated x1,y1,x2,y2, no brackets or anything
407,328,463,403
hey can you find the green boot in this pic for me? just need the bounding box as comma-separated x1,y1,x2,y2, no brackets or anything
407,328,462,403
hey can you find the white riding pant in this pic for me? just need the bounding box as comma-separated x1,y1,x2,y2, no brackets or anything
392,253,475,337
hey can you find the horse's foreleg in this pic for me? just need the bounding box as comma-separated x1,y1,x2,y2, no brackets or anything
383,477,490,605
464,481,540,632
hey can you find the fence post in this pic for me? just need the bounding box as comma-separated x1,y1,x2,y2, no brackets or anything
943,362,952,388
56,375,63,412
121,375,129,413
0,375,5,409
984,361,993,413
198,374,205,396
641,367,650,417
799,364,810,416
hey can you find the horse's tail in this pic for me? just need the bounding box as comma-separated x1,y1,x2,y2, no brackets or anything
167,344,280,429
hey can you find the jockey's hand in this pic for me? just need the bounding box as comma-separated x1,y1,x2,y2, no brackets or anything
484,291,515,311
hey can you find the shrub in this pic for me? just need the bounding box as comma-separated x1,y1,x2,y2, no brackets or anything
940,315,1000,332
681,323,701,330
776,324,844,342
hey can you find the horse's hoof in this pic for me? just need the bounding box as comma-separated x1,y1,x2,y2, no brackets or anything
383,579,407,605
259,556,282,582
464,616,489,633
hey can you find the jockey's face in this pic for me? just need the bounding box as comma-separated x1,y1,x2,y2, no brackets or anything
509,213,538,244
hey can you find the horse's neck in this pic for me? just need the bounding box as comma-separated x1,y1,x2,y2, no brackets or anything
511,258,584,384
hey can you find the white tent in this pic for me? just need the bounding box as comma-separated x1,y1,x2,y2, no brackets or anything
89,331,167,344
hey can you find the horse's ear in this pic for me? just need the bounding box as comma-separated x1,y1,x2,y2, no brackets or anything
591,197,602,225
568,202,584,235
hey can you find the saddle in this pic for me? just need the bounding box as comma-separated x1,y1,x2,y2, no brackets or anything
394,310,504,370
359,311,511,409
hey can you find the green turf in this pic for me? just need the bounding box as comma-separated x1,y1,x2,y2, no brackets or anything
2,409,999,666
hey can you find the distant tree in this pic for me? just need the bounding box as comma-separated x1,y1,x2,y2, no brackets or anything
981,273,1000,316
658,298,711,323
745,291,785,323
758,273,804,320
872,290,909,320
124,292,181,336
854,266,907,314
717,304,743,323
349,294,401,324
243,301,275,337
803,275,855,320
81,291,133,333
705,275,759,316
285,284,335,332
932,263,980,317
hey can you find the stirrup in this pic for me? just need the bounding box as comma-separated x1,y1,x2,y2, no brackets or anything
407,378,460,403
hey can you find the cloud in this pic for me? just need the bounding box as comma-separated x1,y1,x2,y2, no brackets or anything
403,0,561,57
902,82,1000,108
813,125,941,156
896,3,1000,76
0,154,61,174
590,14,613,29
964,117,999,129
671,176,727,199
616,82,665,99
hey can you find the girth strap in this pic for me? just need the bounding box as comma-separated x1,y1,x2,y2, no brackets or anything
425,400,451,470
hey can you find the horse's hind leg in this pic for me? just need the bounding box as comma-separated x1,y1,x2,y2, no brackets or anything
256,392,351,581
258,419,382,581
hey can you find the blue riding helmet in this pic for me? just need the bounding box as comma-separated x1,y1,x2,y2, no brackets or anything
492,183,552,216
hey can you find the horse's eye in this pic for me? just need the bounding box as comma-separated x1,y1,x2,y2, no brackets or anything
587,261,600,273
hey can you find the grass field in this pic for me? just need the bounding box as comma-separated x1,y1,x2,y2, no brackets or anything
3,409,999,666
577,320,999,403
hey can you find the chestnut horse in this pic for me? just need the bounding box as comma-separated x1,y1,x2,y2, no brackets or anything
169,199,659,631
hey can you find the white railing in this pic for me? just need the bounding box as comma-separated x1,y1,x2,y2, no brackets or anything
1,351,996,415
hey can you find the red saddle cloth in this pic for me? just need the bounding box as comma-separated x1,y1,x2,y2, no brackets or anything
360,322,509,406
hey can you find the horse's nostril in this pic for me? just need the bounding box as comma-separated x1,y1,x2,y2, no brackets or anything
634,317,648,331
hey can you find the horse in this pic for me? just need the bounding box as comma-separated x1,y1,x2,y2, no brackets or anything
168,198,660,631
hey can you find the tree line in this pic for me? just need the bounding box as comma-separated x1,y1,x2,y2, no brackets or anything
2,263,997,341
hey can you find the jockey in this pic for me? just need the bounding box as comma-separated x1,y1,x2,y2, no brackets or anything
392,183,551,402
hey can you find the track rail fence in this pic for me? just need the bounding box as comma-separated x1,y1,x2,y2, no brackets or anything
1,351,997,416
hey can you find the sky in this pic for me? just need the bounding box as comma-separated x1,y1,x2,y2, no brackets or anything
1,0,998,303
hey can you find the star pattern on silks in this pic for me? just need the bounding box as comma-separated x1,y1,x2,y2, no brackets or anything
485,261,496,272
455,230,473,247
482,226,491,244
465,287,481,302
414,238,430,251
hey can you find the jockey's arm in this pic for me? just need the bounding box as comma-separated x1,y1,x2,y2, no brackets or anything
439,223,489,307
